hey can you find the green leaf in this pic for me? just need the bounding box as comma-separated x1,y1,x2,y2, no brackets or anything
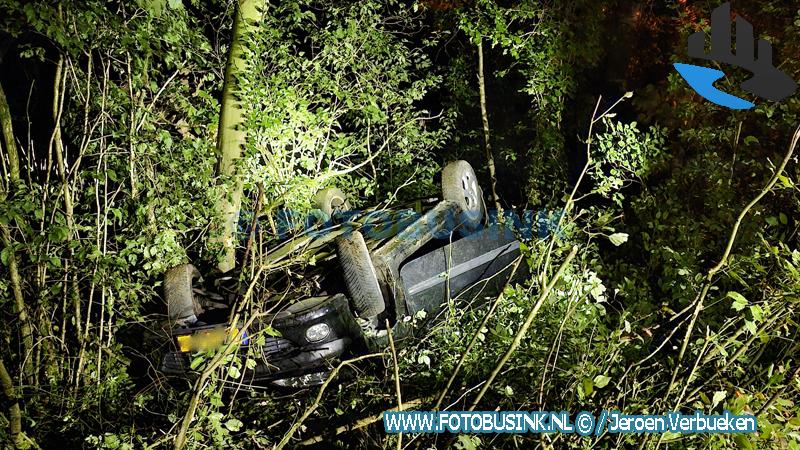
608,233,628,246
733,434,755,450
711,390,726,408
582,378,594,396
136,0,166,16
189,356,204,370
264,326,282,337
749,305,763,322
418,354,431,367
103,433,121,449
224,418,243,432
454,435,480,450
48,225,69,243
727,292,748,311
593,374,611,388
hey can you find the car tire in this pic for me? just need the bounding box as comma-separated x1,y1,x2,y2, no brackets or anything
336,231,385,319
314,187,351,219
442,160,486,229
164,264,202,322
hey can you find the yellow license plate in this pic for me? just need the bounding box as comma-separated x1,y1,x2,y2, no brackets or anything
176,327,228,352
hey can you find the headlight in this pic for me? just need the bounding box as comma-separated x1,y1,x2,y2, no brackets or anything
304,323,331,343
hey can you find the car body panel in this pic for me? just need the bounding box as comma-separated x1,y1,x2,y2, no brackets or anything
399,224,521,323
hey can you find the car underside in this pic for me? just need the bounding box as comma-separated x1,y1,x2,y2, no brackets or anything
160,160,528,388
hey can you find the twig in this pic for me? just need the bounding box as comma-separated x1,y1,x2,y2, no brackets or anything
433,256,523,410
684,309,785,403
242,183,265,274
477,37,500,211
673,326,711,409
666,125,800,397
386,320,403,450
541,96,605,284
756,362,800,416
468,245,578,411
173,265,271,450
538,282,581,408
274,353,383,450
135,68,180,133
298,397,430,446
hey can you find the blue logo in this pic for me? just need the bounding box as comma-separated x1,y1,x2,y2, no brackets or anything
674,2,796,110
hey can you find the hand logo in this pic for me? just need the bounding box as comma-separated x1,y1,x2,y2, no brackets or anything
674,2,796,110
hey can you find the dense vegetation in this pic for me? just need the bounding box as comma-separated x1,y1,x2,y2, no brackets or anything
1,0,799,448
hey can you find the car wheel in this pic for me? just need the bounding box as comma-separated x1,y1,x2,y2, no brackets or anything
164,264,202,323
314,187,351,219
442,160,486,229
336,231,385,319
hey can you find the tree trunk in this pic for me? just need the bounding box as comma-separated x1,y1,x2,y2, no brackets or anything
212,0,266,273
0,357,23,448
0,83,20,183
477,38,500,211
0,81,34,381
45,58,69,383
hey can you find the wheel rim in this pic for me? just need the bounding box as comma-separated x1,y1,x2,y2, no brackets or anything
461,171,479,211
330,195,346,212
314,188,350,218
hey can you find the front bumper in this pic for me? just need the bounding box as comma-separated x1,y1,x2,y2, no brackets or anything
161,294,363,387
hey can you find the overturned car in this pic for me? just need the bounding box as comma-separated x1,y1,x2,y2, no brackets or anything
160,160,534,388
